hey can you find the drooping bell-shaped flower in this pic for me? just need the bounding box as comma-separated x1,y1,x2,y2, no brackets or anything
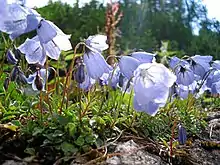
18,34,71,65
83,34,112,79
10,65,27,84
18,36,46,65
119,56,140,79
99,73,109,86
188,55,212,78
175,64,195,86
79,71,96,91
133,63,176,116
212,60,220,70
169,56,184,70
206,70,220,94
37,20,60,44
85,34,109,52
9,10,42,40
27,68,48,91
0,1,42,39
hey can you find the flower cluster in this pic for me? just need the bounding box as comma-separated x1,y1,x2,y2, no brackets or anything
168,55,218,99
1,0,220,117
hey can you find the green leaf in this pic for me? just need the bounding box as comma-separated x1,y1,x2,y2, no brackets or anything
85,135,96,144
66,123,76,136
52,130,64,137
11,120,21,127
55,115,71,126
75,136,85,147
0,123,18,131
64,53,81,61
24,148,35,156
61,142,77,155
32,127,44,136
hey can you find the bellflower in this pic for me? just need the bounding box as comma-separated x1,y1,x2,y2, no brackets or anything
6,49,18,65
212,60,220,70
0,1,42,39
133,63,176,116
99,73,109,86
79,71,96,91
83,34,112,79
188,55,212,78
206,70,220,94
27,69,48,91
169,56,186,70
98,65,122,90
109,66,121,89
37,20,61,44
119,52,155,80
175,82,197,99
173,62,195,86
18,34,71,65
118,56,140,79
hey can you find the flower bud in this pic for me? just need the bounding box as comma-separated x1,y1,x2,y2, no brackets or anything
75,63,85,83
178,124,187,145
14,48,22,61
35,73,43,91
118,73,124,87
6,49,18,65
10,66,19,81
4,77,10,90
17,71,27,85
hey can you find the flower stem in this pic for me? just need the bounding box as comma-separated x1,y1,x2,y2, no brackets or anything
60,42,84,113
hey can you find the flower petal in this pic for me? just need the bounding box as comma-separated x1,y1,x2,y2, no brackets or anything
119,56,140,79
131,51,155,64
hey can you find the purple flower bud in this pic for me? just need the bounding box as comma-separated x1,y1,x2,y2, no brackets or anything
6,49,18,65
14,48,22,61
10,66,19,81
17,71,27,85
178,124,187,145
118,73,124,87
4,77,10,90
34,73,43,91
75,63,85,83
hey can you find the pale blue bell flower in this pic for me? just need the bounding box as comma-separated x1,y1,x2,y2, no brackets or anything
175,64,195,86
133,63,176,116
37,20,60,44
168,57,194,86
119,56,140,79
18,36,46,65
0,1,42,39
79,71,96,91
212,60,220,70
18,34,71,65
188,55,212,78
83,34,112,79
85,34,108,52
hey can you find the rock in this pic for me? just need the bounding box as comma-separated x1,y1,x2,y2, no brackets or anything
2,160,27,165
207,112,220,121
106,140,163,165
